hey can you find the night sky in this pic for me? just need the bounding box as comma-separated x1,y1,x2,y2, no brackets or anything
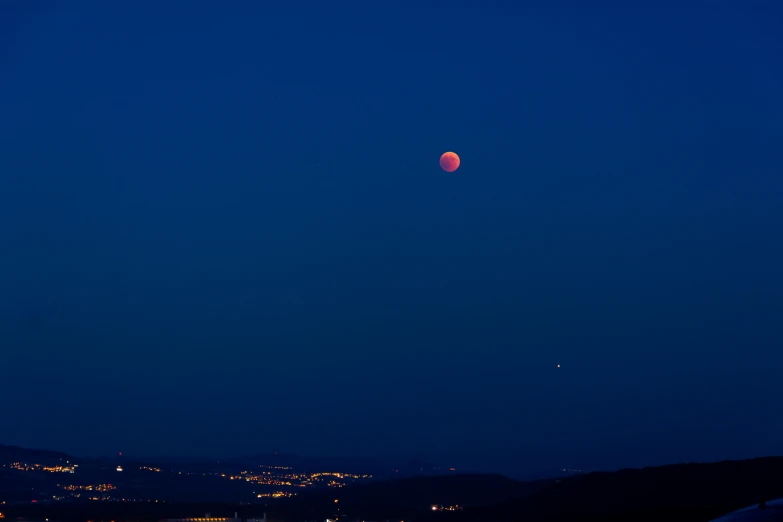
2,2,782,478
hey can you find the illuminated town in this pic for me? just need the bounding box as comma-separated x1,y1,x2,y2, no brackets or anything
256,492,294,499
2,458,375,505
59,484,116,492
1,445,466,521
431,505,464,512
9,462,77,473
239,470,372,489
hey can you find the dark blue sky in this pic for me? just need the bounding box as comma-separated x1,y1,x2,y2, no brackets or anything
2,1,782,477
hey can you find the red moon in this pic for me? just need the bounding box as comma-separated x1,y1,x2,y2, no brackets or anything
440,151,460,172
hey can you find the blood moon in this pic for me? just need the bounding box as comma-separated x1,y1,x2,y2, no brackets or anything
439,151,460,172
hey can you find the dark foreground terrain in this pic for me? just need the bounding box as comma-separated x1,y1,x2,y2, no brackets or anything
3,444,783,522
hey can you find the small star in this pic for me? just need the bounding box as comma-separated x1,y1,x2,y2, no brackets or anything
557,364,561,368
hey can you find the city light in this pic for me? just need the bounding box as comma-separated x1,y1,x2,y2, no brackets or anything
257,492,294,498
9,462,77,473
6,459,375,506
59,484,116,492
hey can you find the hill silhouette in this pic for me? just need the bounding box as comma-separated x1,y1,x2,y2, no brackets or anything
0,443,72,462
300,473,538,508
483,456,783,521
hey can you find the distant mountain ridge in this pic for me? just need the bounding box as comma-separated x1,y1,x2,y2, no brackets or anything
0,444,447,478
0,442,72,462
